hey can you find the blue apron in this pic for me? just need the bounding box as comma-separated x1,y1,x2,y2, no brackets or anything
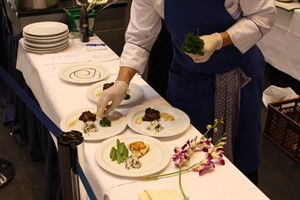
164,0,265,172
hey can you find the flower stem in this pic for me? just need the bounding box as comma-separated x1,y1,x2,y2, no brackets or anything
179,167,188,199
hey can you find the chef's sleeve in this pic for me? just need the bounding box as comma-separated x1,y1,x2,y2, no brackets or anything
120,0,162,74
226,0,277,53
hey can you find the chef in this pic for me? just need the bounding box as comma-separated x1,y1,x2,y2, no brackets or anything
97,0,276,185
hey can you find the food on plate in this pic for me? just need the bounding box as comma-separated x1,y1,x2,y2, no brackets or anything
79,111,96,122
82,121,98,134
99,117,111,127
125,155,142,169
160,112,175,121
146,120,164,133
110,139,129,164
134,107,175,125
142,107,160,122
129,141,150,158
103,82,114,90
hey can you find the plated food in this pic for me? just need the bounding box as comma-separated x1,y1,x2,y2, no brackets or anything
95,134,170,177
60,107,127,141
87,81,144,105
127,105,190,137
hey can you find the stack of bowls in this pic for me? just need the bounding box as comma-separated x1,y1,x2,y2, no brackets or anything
23,21,69,54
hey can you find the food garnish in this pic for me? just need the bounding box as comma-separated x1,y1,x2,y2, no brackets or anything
100,117,111,127
180,32,205,55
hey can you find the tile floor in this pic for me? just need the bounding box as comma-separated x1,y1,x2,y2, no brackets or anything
0,64,299,200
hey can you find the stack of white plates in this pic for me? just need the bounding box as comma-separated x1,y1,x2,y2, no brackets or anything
23,21,69,54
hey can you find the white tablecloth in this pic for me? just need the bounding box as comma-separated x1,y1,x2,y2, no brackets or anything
16,36,269,200
257,4,300,81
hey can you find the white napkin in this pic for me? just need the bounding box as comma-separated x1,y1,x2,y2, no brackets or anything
262,85,299,108
138,190,182,200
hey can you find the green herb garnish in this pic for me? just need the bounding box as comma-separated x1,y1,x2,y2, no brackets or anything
180,32,205,55
99,117,111,127
124,93,131,100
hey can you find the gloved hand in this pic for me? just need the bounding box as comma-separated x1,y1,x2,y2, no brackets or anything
187,33,223,63
97,81,128,118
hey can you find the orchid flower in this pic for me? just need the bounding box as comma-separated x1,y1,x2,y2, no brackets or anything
145,118,226,200
192,153,215,175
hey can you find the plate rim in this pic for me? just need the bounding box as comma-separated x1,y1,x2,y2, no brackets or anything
59,107,127,141
58,62,110,84
23,42,69,54
23,21,69,37
95,134,171,177
126,104,190,138
87,82,144,105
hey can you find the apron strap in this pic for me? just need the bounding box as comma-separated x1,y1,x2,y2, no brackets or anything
214,68,251,161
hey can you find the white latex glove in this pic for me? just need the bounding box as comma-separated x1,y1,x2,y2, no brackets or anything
187,33,223,63
97,81,128,118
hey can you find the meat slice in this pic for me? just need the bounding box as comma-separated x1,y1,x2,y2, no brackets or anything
142,107,160,122
79,111,96,123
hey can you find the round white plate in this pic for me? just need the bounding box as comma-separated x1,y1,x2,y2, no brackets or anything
23,30,69,41
59,63,109,84
23,21,68,37
24,37,69,48
87,82,144,105
95,134,171,177
127,105,190,138
23,42,69,54
60,107,127,141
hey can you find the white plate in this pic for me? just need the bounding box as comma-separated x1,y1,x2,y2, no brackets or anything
95,134,170,177
23,30,70,41
23,42,69,54
87,82,144,105
24,33,69,45
59,63,109,84
60,107,127,141
127,105,190,138
24,37,69,48
23,21,69,37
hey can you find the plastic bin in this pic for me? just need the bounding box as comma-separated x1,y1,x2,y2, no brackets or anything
264,97,300,163
64,8,97,36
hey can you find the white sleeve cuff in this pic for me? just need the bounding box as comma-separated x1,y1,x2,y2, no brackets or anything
227,18,262,53
120,42,150,74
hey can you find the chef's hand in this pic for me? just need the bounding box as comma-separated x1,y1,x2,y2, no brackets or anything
97,81,128,118
187,33,223,63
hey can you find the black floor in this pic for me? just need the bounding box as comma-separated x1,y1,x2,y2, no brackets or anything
0,64,299,200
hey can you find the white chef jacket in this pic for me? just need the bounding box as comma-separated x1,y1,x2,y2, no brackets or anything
120,0,277,74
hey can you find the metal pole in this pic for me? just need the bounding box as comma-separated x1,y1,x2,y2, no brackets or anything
57,130,84,200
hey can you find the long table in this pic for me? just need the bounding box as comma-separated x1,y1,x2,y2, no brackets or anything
16,36,269,200
257,2,300,81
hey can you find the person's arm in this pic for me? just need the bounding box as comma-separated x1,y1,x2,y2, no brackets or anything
219,31,233,47
226,0,277,53
115,67,138,84
97,0,163,117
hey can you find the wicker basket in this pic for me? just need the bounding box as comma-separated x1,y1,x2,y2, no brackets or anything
264,97,300,163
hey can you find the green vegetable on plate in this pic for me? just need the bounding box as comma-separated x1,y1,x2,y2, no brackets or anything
109,139,129,164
